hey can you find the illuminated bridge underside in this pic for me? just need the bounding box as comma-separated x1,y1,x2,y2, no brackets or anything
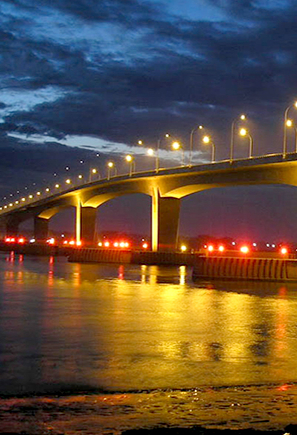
2,154,297,250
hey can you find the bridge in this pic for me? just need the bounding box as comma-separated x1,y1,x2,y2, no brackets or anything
1,152,297,251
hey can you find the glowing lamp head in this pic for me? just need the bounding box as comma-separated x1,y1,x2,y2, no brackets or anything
104,241,110,247
294,101,297,108
180,245,187,252
138,140,143,145
125,155,133,162
199,125,203,129
280,247,288,255
240,114,246,120
55,184,60,188
76,241,82,246
239,128,247,136
78,174,83,179
66,179,71,184
240,245,249,254
92,168,97,174
165,133,170,138
37,191,41,196
107,161,114,168
218,245,225,252
172,141,180,150
142,242,148,249
207,245,214,252
147,148,154,156
203,135,210,144
286,119,293,127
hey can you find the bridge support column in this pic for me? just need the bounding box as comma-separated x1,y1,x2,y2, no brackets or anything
82,207,97,246
76,202,97,246
34,217,49,241
152,189,180,252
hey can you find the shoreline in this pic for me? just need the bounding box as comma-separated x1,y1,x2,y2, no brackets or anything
1,383,297,434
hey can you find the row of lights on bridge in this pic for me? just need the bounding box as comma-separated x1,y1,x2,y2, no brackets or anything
2,100,297,212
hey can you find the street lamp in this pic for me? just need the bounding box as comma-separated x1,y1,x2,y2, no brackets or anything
125,154,135,176
156,133,170,172
172,141,185,166
284,118,297,153
239,128,254,158
189,125,203,166
202,135,216,162
230,114,246,162
89,168,100,182
107,161,116,179
283,101,297,157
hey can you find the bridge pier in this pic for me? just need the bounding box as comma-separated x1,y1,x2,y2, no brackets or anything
152,190,180,251
34,216,49,241
76,203,97,246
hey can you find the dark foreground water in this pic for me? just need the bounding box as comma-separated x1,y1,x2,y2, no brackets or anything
1,252,297,434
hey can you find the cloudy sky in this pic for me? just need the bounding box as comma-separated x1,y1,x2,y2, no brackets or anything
1,0,297,241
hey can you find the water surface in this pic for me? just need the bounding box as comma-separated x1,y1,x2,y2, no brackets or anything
1,252,297,432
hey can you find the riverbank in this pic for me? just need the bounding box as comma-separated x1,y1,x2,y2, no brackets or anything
1,384,297,434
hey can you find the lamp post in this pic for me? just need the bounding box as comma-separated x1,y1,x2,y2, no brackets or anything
156,133,170,172
172,141,185,166
189,125,203,166
107,161,116,179
89,168,99,182
202,135,216,162
239,128,254,158
147,147,158,170
230,114,246,163
125,155,135,176
283,101,297,157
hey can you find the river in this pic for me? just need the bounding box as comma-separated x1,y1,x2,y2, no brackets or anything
1,251,297,434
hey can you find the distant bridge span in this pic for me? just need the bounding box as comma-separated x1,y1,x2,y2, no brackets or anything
1,153,297,250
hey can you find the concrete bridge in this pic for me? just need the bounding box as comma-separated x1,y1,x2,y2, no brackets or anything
2,153,297,251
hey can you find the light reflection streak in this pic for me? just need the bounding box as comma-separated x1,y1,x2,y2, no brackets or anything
141,265,147,284
179,265,186,285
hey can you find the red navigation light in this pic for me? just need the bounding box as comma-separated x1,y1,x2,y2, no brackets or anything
207,245,214,252
18,237,25,244
218,245,225,252
240,245,249,254
280,247,288,255
142,242,148,249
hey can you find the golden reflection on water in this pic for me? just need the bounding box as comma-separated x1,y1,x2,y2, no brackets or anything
2,253,297,393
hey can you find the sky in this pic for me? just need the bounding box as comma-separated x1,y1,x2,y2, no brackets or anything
1,0,297,241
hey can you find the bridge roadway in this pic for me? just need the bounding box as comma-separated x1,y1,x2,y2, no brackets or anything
1,152,297,251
